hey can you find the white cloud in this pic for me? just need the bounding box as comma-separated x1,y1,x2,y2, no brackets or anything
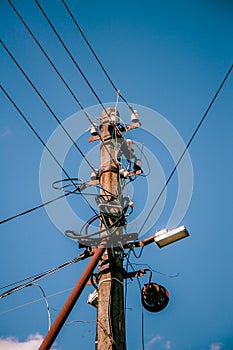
0,334,58,350
165,340,172,349
146,335,162,346
1,127,12,137
209,343,224,350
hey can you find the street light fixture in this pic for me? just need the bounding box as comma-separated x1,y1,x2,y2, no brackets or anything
154,225,189,248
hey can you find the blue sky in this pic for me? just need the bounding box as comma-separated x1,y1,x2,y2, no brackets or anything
0,1,233,349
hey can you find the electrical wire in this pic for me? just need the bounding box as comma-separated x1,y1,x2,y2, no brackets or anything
60,0,136,115
130,263,179,278
125,251,145,350
0,191,70,225
0,250,90,299
1,85,74,183
139,64,233,234
34,0,109,120
34,0,124,153
28,283,51,330
0,286,74,316
7,0,119,168
0,40,96,173
0,87,97,223
7,0,94,128
1,39,98,215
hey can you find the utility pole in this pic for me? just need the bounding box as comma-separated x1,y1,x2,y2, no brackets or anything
96,108,126,350
37,106,189,350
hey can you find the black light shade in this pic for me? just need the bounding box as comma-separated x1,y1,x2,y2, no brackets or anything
141,283,169,312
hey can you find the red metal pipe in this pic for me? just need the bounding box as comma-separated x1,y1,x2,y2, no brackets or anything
39,246,106,350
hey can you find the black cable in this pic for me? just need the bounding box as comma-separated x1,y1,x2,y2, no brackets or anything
35,0,108,115
7,0,93,126
125,252,145,350
0,186,71,225
60,0,136,115
0,86,97,221
1,85,73,181
35,0,124,143
7,0,118,167
0,39,96,174
132,246,144,259
1,39,98,215
28,283,51,330
0,250,90,298
139,64,233,234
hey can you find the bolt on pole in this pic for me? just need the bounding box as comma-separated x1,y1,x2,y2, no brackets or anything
96,108,126,350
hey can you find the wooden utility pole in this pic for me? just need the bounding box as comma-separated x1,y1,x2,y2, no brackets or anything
96,108,126,350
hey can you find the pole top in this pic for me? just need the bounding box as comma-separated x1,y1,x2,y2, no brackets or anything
101,108,120,125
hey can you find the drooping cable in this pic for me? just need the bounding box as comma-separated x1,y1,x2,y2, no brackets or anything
0,84,97,218
28,283,51,330
139,64,233,234
34,0,108,116
1,85,73,181
7,0,93,127
34,0,125,145
7,0,118,167
0,39,96,174
0,185,70,225
0,250,90,299
1,40,100,215
0,286,74,316
60,0,136,115
125,251,145,350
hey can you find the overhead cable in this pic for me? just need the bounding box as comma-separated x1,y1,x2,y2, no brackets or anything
7,0,118,167
0,190,70,225
0,84,97,218
1,39,99,215
0,250,90,299
139,64,233,234
0,286,74,316
1,85,74,181
60,0,135,114
34,0,108,115
0,39,96,174
29,283,51,330
7,0,94,126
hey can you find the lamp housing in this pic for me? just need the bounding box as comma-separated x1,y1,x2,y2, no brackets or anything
154,225,189,248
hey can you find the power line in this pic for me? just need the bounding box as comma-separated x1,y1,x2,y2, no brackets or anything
60,0,135,115
0,286,74,316
1,39,99,216
0,250,90,299
34,0,126,146
0,39,96,174
1,85,74,182
34,0,108,114
34,0,127,154
139,64,233,234
0,191,70,225
29,283,52,331
7,0,118,168
125,252,145,350
7,0,93,126
0,85,97,220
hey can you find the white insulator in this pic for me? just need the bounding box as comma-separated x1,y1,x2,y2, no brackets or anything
123,170,129,178
90,123,98,136
128,200,134,208
126,139,135,153
131,109,139,123
119,168,125,176
87,289,98,308
91,169,99,180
